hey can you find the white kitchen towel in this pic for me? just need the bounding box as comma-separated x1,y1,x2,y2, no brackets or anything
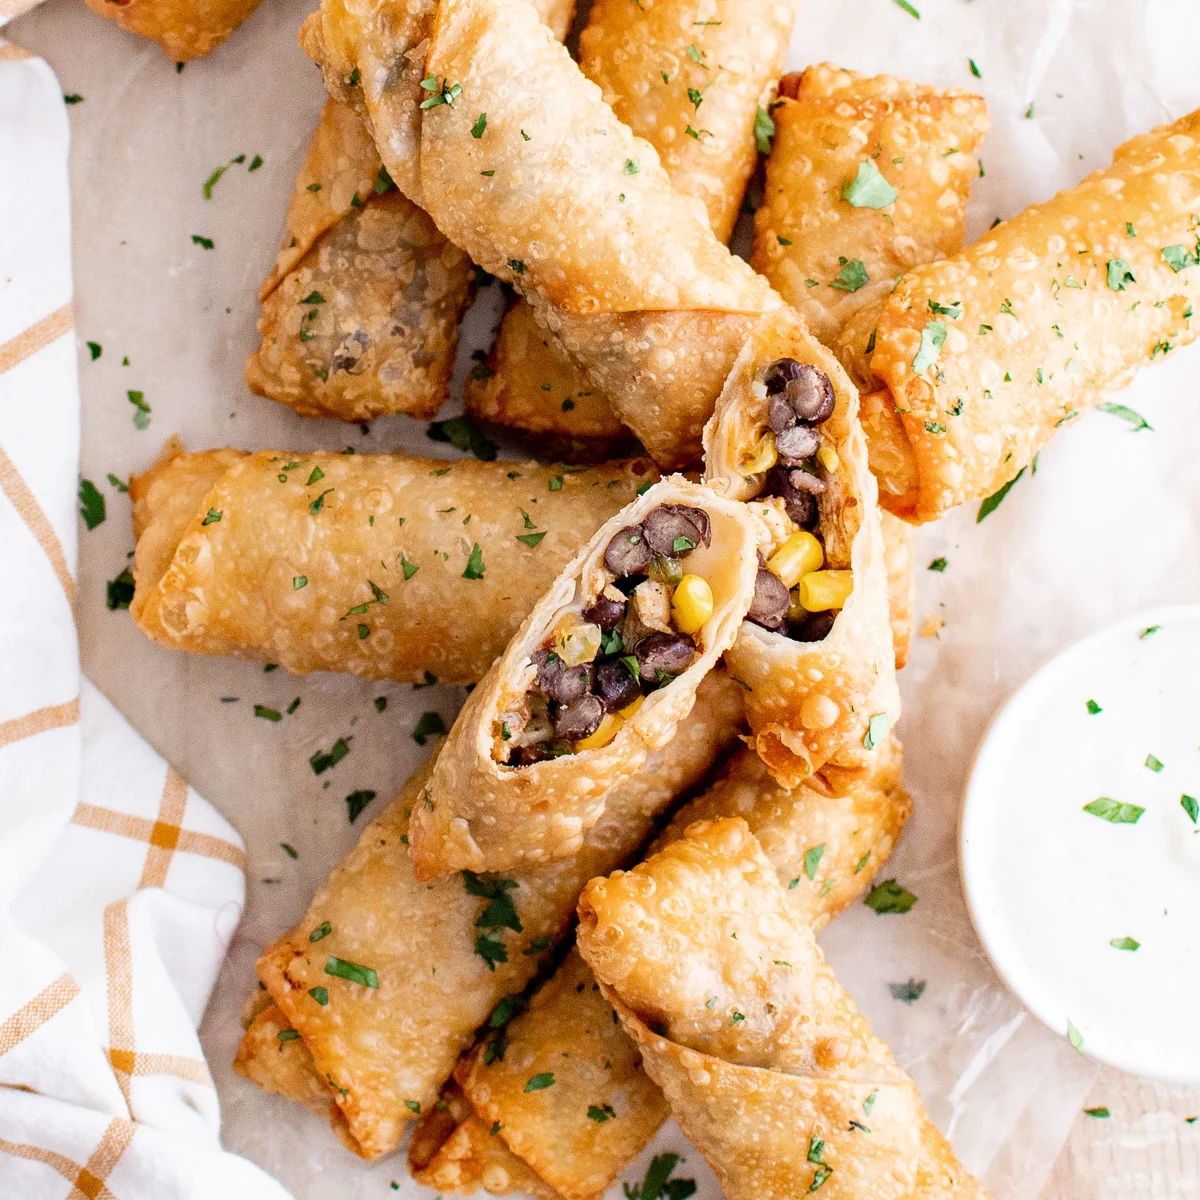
0,30,291,1200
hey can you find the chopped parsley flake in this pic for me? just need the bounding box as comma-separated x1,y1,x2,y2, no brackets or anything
1109,936,1140,951
911,320,947,373
864,712,889,750
254,705,282,722
841,159,898,209
191,234,214,249
1106,258,1135,292
428,414,498,460
803,843,825,881
830,258,869,293
106,568,136,610
524,1073,555,1093
309,922,332,942
1086,699,1102,715
412,711,447,745
889,978,926,1003
1067,1019,1084,1051
623,1152,695,1200
1082,797,1144,824
754,105,775,155
310,737,351,774
1097,401,1152,431
1145,754,1164,773
928,557,948,572
1182,794,1199,824
864,879,917,914
976,468,1026,522
78,479,106,530
588,1104,616,1122
346,790,377,823
463,543,486,579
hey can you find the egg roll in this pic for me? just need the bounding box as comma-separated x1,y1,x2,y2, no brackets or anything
414,738,910,1200
237,671,744,1160
467,0,797,455
704,307,900,790
304,0,782,468
410,478,760,878
82,0,260,60
246,99,475,423
577,818,986,1200
129,443,656,684
864,105,1200,522
752,66,988,361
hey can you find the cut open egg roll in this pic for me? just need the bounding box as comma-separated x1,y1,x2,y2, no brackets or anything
752,66,988,367
246,98,475,423
704,307,899,790
304,0,782,468
577,817,986,1200
409,479,760,878
82,0,260,60
865,105,1200,522
234,671,744,1161
467,0,798,455
129,443,655,684
412,737,909,1199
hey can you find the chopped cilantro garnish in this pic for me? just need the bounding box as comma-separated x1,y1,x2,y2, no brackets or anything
254,705,282,722
830,258,869,293
191,234,214,249
201,508,222,526
1109,936,1140,951
346,790,377,823
78,479,106,530
1097,401,1152,431
524,1073,555,1093
754,105,775,155
863,879,917,914
976,468,1026,522
588,1104,616,1122
310,737,352,774
1106,258,1135,291
412,711,447,745
106,567,136,610
309,921,332,942
864,712,889,750
463,543,486,579
427,414,498,460
889,978,926,1003
911,320,947,373
1082,797,1144,824
841,159,898,209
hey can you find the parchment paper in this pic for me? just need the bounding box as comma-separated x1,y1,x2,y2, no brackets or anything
10,0,1200,1195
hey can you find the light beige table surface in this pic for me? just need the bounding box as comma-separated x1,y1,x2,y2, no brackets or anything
1042,1073,1200,1198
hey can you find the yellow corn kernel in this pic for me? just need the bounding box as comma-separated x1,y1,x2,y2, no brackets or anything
798,569,854,612
671,574,714,635
767,531,824,589
739,431,777,475
817,446,840,474
576,711,623,751
619,694,645,720
787,587,807,623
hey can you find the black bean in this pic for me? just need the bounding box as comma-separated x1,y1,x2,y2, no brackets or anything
762,467,818,529
583,594,626,631
767,392,797,433
790,610,836,642
642,505,711,556
773,424,820,465
514,744,552,766
534,651,594,705
763,357,835,425
594,660,641,712
604,524,652,577
746,568,790,628
635,632,696,681
554,695,605,741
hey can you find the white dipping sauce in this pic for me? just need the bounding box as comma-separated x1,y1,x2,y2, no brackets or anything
961,607,1200,1083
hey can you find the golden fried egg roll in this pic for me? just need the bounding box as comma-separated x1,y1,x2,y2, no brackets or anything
577,818,986,1200
246,99,475,423
704,308,899,791
129,444,656,684
468,0,798,455
82,0,260,60
880,511,914,670
304,0,781,468
867,105,1200,522
410,479,760,877
417,738,909,1200
753,66,988,359
238,673,743,1160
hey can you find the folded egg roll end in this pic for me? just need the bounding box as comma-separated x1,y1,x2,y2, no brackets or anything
83,0,262,60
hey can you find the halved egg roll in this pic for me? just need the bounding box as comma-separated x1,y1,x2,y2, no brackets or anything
304,0,782,468
704,307,899,790
246,98,475,423
238,671,744,1161
414,737,910,1200
129,443,656,684
467,0,798,455
577,818,986,1200
752,66,988,365
82,0,260,60
865,105,1200,522
410,479,760,878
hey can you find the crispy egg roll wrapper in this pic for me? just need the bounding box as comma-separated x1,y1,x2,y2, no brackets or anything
753,66,988,354
244,674,743,1160
867,105,1200,523
130,445,656,684
246,99,475,423
704,308,900,790
82,0,260,60
577,819,986,1200
306,0,781,467
421,738,909,1198
466,301,634,462
411,478,760,878
410,1085,563,1200
880,512,913,670
468,0,797,453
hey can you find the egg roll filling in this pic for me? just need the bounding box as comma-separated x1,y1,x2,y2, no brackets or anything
736,356,852,645
499,504,717,761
